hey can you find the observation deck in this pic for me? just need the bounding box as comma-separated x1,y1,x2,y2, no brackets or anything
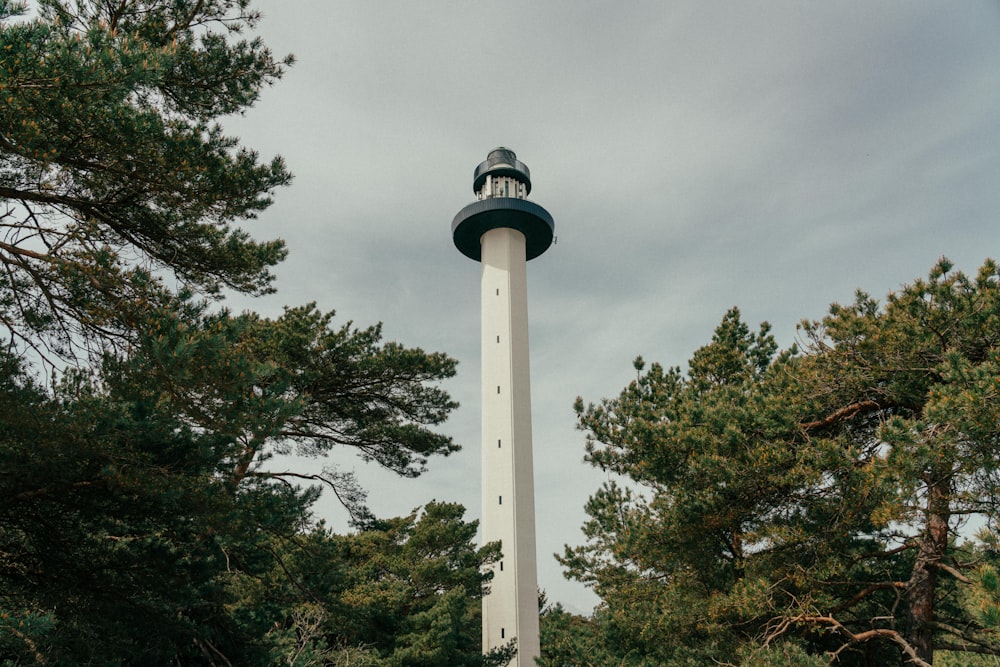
452,148,554,261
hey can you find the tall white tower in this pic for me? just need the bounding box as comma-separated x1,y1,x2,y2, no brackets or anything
452,148,554,666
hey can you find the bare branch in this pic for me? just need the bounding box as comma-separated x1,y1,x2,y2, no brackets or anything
927,561,973,585
829,581,907,615
801,400,884,431
766,614,930,667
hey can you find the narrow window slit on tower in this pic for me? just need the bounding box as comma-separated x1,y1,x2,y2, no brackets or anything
500,561,504,571
497,335,500,343
497,385,501,394
498,439,501,448
499,496,502,505
496,288,499,295
501,628,505,639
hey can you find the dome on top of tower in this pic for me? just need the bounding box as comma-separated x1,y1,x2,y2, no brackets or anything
473,147,532,195
487,147,518,168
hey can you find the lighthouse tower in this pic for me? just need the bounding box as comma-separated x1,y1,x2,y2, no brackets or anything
452,148,554,666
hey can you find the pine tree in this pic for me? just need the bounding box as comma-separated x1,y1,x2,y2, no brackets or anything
0,3,477,663
1,0,291,360
564,259,1000,665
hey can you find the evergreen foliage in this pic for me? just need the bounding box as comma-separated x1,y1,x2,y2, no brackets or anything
0,2,492,664
561,259,1000,665
230,502,505,666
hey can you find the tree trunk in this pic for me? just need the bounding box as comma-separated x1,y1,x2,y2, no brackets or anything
905,472,951,665
228,442,257,492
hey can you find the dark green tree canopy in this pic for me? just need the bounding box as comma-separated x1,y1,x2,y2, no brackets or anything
0,0,461,514
114,301,460,508
1,0,291,359
0,3,484,663
563,259,1000,666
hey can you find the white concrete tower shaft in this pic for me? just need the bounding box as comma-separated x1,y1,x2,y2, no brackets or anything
481,226,538,663
451,148,555,667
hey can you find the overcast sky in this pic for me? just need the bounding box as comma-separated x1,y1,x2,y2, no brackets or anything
222,1,1000,613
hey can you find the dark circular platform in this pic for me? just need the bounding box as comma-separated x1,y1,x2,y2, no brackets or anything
451,198,555,261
